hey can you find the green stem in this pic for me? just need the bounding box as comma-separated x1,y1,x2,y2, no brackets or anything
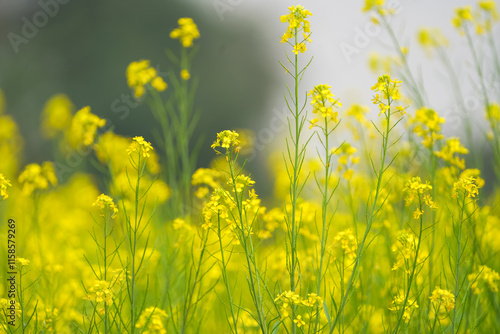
314,116,331,333
393,196,424,333
451,195,467,333
228,152,267,334
330,94,394,333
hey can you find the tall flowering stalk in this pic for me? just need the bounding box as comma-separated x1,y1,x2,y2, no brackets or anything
279,6,313,333
128,17,201,217
308,84,342,332
450,176,480,333
123,136,156,334
391,177,436,332
85,194,119,333
210,130,267,333
363,1,426,108
452,3,500,181
329,74,407,333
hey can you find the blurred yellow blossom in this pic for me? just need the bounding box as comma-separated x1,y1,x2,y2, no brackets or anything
429,287,455,312
127,60,167,98
170,18,200,48
66,106,105,147
0,173,12,200
468,265,500,294
434,138,469,170
41,94,74,138
452,176,479,199
180,69,191,80
18,162,57,195
389,293,419,323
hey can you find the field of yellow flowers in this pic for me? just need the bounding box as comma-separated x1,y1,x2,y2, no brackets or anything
1,1,500,333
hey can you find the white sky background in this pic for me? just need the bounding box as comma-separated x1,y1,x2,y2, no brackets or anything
188,0,500,159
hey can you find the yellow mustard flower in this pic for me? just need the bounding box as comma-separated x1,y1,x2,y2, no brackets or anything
417,28,449,51
135,307,168,334
93,194,118,219
18,162,57,195
388,293,419,323
452,176,480,199
0,173,12,200
211,130,240,154
180,69,191,80
293,315,306,328
334,229,358,260
308,84,342,126
452,6,473,30
280,5,312,54
434,137,469,170
429,287,455,312
66,106,106,147
41,94,74,138
83,280,113,304
371,74,404,116
127,60,167,98
468,265,500,294
170,17,200,48
403,176,433,206
392,230,419,271
228,174,255,193
17,258,30,267
409,107,445,149
127,136,154,159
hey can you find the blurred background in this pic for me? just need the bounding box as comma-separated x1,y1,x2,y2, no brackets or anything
0,0,497,196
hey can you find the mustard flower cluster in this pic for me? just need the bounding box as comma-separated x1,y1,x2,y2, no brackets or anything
417,28,449,51
362,0,399,23
170,18,200,48
308,84,341,128
127,136,154,159
388,293,419,323
135,307,168,334
274,290,323,323
434,137,469,170
371,74,406,116
92,194,118,219
452,6,473,31
17,258,30,267
280,5,312,54
468,265,500,294
333,229,358,260
334,142,359,180
228,174,255,193
429,287,455,312
83,280,113,304
211,130,240,154
127,60,167,98
475,1,499,34
392,230,419,271
452,176,480,199
18,162,57,195
0,173,11,200
67,106,106,147
486,103,500,124
41,94,74,139
403,177,436,216
409,107,445,148
202,188,235,229
191,167,221,198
